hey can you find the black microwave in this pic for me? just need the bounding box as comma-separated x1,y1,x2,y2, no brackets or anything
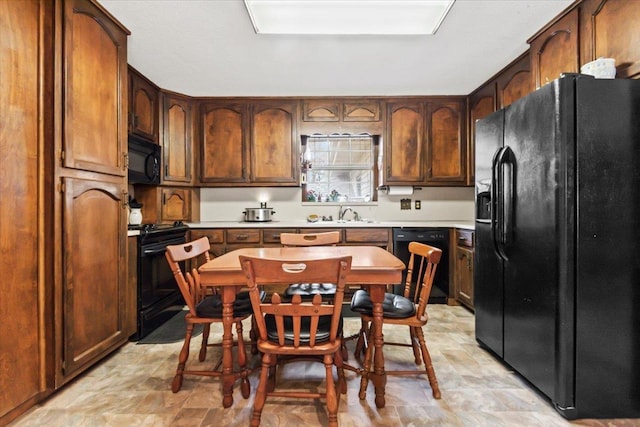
128,135,161,185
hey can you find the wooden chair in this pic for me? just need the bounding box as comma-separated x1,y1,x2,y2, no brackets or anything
280,231,341,300
239,255,352,427
350,242,443,400
165,237,263,395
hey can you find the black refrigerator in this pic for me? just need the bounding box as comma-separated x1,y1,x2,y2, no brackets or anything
474,73,640,419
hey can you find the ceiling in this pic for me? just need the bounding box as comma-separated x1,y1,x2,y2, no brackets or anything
99,0,574,97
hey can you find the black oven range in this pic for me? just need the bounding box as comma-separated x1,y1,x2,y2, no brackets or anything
129,221,189,340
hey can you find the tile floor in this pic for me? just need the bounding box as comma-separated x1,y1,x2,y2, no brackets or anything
10,305,640,427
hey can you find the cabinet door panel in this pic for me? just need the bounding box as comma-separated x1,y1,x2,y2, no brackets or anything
455,246,474,308
580,0,640,79
497,53,532,109
129,69,159,142
385,102,425,184
63,0,126,176
201,103,248,183
163,95,192,183
469,84,497,186
62,177,127,378
0,0,50,418
251,102,298,185
531,8,579,89
161,188,191,221
427,101,466,184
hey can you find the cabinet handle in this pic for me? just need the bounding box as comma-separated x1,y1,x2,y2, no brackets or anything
236,234,248,240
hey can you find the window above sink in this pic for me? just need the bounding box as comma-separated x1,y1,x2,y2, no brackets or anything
301,134,379,203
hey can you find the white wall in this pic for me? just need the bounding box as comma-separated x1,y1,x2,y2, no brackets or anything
199,187,474,222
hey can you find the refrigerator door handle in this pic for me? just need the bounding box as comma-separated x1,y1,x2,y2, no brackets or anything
493,146,514,259
491,147,506,258
501,146,515,250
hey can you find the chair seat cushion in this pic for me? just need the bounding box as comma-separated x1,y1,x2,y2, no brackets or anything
265,314,343,345
284,283,337,297
196,290,265,318
350,289,416,319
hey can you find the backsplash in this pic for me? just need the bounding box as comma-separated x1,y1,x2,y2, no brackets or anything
199,187,474,222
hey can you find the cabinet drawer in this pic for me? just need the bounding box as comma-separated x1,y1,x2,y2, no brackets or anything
456,229,474,248
344,228,389,243
227,229,260,244
262,228,297,244
192,229,224,244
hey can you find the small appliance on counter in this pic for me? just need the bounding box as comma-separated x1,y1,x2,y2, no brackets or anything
242,202,276,222
128,197,143,226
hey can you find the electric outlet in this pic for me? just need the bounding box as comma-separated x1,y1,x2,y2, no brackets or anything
415,200,421,210
401,198,411,210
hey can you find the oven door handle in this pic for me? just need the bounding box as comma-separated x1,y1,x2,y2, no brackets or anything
142,247,168,256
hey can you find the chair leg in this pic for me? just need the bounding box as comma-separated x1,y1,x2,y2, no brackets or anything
334,347,347,395
250,315,259,355
199,323,211,362
235,321,251,399
251,353,272,427
415,326,441,399
358,321,375,400
324,354,339,427
172,322,194,393
409,326,422,365
267,357,277,393
353,318,369,361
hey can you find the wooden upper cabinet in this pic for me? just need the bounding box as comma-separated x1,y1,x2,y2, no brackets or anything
200,102,249,183
134,185,198,223
384,101,425,185
497,52,532,109
530,8,579,89
426,100,466,185
302,99,381,122
162,93,193,184
128,67,159,143
468,83,497,185
250,101,298,185
303,100,340,122
161,187,192,221
62,0,127,177
579,0,640,79
343,101,381,122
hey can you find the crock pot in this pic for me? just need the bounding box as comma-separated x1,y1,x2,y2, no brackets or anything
242,206,276,222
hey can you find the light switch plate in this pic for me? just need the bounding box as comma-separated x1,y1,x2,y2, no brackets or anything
401,198,411,210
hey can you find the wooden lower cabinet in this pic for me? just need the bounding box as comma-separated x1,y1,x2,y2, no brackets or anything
60,177,128,381
125,236,138,338
454,229,474,310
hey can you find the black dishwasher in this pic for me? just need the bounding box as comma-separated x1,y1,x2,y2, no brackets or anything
392,228,449,304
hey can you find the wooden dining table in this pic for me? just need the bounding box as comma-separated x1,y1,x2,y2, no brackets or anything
198,245,405,409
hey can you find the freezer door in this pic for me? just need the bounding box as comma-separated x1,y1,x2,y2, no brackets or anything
573,78,640,418
501,77,574,404
474,109,505,356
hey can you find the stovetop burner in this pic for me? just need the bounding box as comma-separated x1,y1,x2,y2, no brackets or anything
129,221,187,232
130,222,189,246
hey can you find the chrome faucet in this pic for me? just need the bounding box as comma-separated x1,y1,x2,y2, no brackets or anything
339,206,359,221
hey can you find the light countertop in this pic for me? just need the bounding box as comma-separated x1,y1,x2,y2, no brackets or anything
186,220,474,230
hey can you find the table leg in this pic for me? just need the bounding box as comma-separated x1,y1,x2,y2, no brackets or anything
368,285,387,408
221,286,236,408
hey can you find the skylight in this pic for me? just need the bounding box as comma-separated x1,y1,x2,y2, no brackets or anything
243,0,455,35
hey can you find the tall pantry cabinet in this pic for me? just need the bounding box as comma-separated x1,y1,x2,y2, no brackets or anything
0,1,130,425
